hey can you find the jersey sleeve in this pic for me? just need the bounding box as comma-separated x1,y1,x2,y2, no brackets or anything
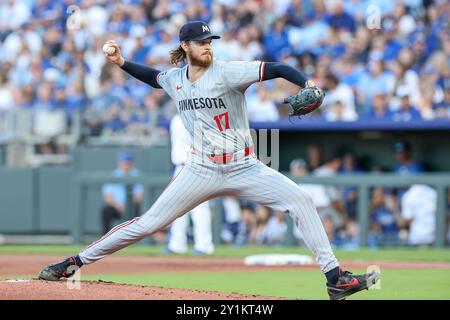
156,67,179,97
221,60,264,91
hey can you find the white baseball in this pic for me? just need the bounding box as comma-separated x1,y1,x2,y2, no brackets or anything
102,44,116,55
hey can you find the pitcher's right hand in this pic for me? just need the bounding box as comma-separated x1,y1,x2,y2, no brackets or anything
103,40,125,67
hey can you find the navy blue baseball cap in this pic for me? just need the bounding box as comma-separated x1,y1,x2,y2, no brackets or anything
118,150,134,162
394,142,411,153
179,21,220,42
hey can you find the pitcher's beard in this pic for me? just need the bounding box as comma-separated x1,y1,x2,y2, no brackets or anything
189,52,212,68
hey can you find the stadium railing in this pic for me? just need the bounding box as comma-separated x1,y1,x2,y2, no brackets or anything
70,172,449,247
0,109,81,166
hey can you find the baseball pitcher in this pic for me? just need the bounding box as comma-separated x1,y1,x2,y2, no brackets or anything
38,21,379,300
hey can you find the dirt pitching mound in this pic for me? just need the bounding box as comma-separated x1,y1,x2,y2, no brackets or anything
0,279,287,300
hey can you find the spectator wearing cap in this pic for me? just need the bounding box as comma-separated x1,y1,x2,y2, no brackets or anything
393,141,424,175
392,141,425,206
101,150,144,234
391,90,422,121
289,158,309,177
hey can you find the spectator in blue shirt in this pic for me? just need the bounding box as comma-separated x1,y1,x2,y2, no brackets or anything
0,0,447,135
364,93,394,120
357,58,395,113
325,1,356,33
285,0,305,28
33,83,57,110
65,77,87,113
393,141,424,175
392,141,425,203
335,57,364,88
101,150,144,234
409,32,430,69
391,92,422,122
263,18,290,61
370,186,404,247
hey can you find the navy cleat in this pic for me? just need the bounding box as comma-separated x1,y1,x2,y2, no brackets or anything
327,270,380,300
37,257,80,281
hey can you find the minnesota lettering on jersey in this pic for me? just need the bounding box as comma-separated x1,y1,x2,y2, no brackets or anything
179,97,227,111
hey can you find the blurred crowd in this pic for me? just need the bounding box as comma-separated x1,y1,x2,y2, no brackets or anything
0,0,449,146
218,141,448,248
0,0,448,246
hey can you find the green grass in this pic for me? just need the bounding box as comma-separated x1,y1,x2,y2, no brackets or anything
79,269,450,300
0,244,449,262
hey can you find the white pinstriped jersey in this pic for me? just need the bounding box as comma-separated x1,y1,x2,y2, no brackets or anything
78,56,339,274
157,59,265,155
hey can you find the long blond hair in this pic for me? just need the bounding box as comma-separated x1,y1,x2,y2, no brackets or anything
169,45,186,66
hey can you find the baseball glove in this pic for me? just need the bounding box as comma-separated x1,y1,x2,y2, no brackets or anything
284,86,325,117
